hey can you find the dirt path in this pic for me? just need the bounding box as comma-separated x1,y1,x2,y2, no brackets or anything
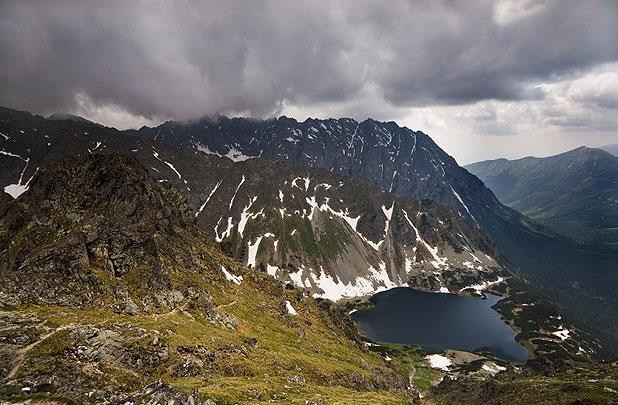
216,300,236,309
5,325,69,380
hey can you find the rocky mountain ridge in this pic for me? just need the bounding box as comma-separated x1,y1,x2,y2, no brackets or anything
0,106,504,301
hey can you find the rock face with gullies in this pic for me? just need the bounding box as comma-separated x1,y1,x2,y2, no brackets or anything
0,106,505,302
188,156,503,300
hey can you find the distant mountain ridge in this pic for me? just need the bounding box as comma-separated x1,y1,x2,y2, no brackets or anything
47,112,98,125
600,142,618,157
466,146,618,247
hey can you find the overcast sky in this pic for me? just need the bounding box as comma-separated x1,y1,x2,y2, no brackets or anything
1,0,617,164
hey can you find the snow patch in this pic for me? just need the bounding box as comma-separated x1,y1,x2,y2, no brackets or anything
214,217,234,242
153,150,182,179
459,277,504,294
482,362,506,375
220,266,242,285
197,144,254,162
381,202,394,221
4,158,38,199
426,354,451,371
553,326,570,341
449,185,480,228
284,300,298,315
238,196,263,237
247,236,263,267
266,264,279,277
308,263,397,301
229,175,246,210
0,149,25,159
196,180,222,217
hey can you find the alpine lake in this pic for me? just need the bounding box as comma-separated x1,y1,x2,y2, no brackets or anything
351,287,529,362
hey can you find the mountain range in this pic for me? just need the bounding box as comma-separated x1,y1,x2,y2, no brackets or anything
0,108,503,299
131,114,618,348
466,146,618,247
0,149,613,403
1,106,617,351
1,106,618,402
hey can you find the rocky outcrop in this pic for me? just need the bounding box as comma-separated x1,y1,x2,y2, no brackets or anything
0,154,224,312
0,154,411,403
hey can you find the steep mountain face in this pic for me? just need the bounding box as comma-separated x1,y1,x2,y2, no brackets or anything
189,157,502,300
0,107,504,301
0,153,416,403
0,153,194,309
466,147,618,247
132,116,491,230
132,115,618,347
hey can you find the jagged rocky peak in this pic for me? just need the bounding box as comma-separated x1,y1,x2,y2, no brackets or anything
133,113,491,230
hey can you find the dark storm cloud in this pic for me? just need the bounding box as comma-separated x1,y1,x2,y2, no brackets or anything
0,0,617,122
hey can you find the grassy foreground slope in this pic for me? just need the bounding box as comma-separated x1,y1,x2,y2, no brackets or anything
0,276,413,404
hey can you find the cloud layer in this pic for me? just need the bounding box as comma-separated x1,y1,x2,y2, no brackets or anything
1,0,617,161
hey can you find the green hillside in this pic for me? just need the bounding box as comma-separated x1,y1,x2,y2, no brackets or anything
466,147,618,247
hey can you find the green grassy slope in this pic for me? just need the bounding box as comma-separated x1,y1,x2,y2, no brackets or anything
466,146,618,247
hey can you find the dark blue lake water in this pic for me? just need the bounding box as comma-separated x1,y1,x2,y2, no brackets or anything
352,288,529,362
